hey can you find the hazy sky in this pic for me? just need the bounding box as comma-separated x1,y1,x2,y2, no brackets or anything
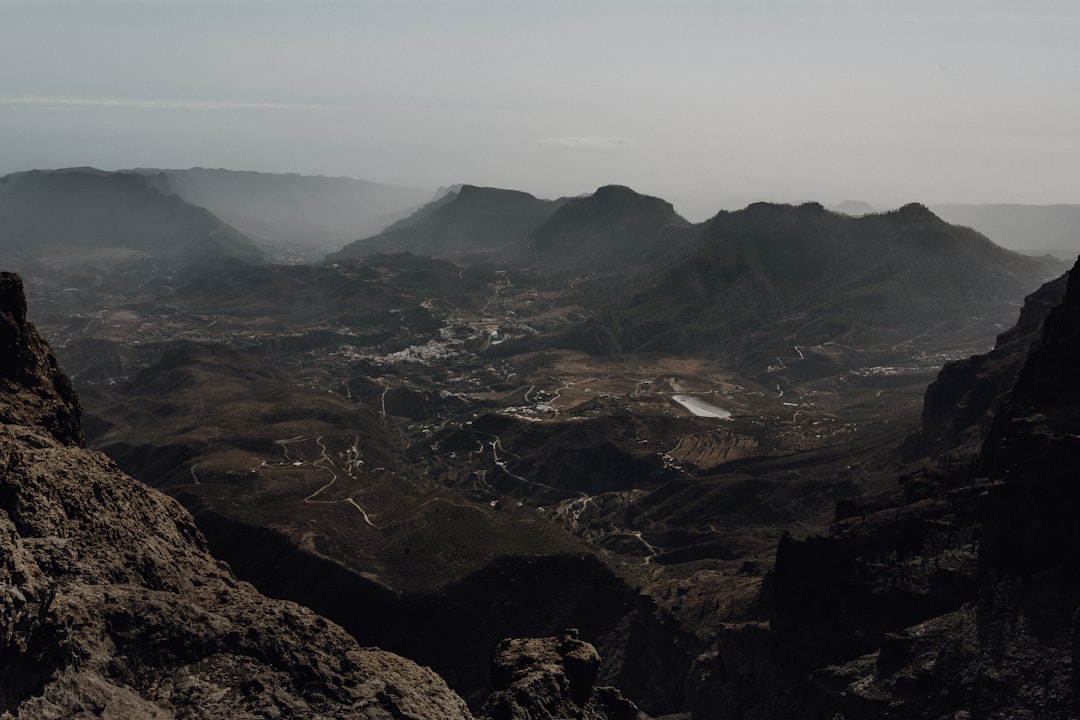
2,0,1077,219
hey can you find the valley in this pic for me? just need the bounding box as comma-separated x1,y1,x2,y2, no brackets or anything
6,167,1077,718
23,241,977,712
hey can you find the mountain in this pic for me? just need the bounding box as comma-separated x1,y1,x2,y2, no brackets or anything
331,184,696,274
134,168,432,262
526,185,693,269
0,168,263,265
932,203,1080,260
0,271,473,719
329,184,566,264
568,202,1065,372
332,190,1064,375
977,253,1080,585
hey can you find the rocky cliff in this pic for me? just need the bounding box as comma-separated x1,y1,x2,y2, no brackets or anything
1,270,648,720
0,271,473,719
917,267,1069,456
481,630,645,720
754,255,1080,718
0,274,83,447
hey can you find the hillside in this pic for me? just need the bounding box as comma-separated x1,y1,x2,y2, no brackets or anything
0,271,473,719
526,184,694,269
0,168,262,265
331,189,1065,377
332,184,699,275
568,202,1065,372
330,184,566,264
135,168,432,262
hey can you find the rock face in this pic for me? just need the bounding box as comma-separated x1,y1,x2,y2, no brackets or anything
838,254,1080,718
917,268,1069,456
0,271,472,719
978,253,1080,582
481,630,646,720
760,254,1080,718
0,272,83,446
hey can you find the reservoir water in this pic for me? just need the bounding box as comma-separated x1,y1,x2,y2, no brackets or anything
671,394,732,419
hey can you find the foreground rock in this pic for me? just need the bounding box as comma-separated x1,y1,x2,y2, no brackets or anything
0,271,472,719
482,630,648,720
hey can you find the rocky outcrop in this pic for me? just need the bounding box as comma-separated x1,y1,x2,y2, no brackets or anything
774,255,1080,718
916,268,1068,456
481,630,647,720
978,253,1080,582
0,271,473,719
0,272,83,446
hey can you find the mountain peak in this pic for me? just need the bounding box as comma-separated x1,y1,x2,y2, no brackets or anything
894,201,939,220
454,184,541,203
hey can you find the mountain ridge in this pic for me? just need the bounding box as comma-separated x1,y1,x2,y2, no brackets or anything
562,201,1064,371
0,168,263,265
329,184,567,264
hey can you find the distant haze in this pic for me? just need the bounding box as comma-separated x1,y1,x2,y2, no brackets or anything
2,0,1078,220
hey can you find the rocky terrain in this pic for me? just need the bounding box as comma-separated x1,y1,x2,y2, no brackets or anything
916,268,1069,456
7,174,1077,718
743,255,1080,718
0,272,648,719
0,271,474,718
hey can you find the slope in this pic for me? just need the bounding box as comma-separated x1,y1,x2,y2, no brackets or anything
0,168,262,265
137,167,432,262
526,184,694,270
330,184,565,264
571,202,1064,373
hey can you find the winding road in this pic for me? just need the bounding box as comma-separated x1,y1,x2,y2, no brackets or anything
273,435,383,528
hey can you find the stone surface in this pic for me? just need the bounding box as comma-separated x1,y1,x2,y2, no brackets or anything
0,272,83,446
482,630,647,720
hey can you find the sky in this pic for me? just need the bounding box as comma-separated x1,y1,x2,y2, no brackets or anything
1,0,1078,220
